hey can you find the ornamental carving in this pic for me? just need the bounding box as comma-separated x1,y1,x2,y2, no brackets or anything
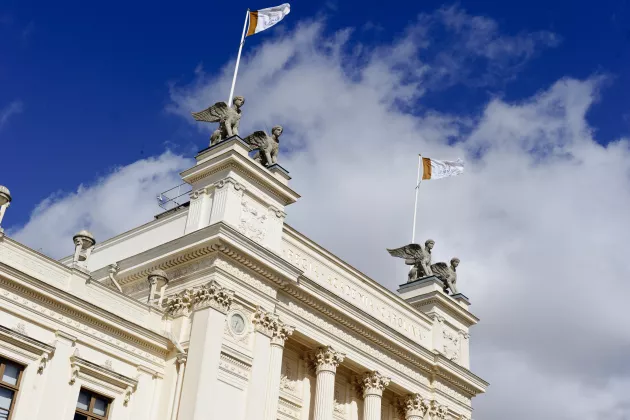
164,280,234,315
426,400,449,419
252,307,294,345
360,371,391,397
192,281,234,313
310,346,345,373
238,199,267,242
402,394,431,418
164,288,194,316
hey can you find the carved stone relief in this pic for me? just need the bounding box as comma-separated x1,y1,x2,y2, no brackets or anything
238,199,267,242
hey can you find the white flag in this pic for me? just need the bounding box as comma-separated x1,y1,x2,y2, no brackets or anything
247,4,291,36
422,156,464,180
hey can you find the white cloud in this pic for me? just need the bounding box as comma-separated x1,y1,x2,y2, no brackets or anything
0,100,23,130
9,152,192,258
167,10,630,420
9,5,629,420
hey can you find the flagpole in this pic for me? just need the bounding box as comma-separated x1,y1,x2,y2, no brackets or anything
228,9,250,106
411,154,422,243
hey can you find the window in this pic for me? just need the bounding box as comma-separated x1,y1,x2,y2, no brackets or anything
74,389,111,420
0,357,25,420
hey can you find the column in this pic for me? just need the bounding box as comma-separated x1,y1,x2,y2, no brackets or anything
263,314,294,420
36,330,77,419
360,371,390,420
169,353,187,420
245,308,273,420
402,394,430,420
176,281,234,420
311,346,345,420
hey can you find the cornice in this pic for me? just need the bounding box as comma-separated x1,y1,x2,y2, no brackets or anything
280,280,486,397
407,293,479,327
181,143,300,205
105,223,302,289
282,225,435,326
0,273,169,364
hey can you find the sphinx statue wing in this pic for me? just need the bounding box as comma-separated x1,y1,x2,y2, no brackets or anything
243,131,270,149
430,262,450,281
387,244,425,262
191,102,231,123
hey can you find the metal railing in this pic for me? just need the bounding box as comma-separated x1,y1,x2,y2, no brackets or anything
157,183,192,211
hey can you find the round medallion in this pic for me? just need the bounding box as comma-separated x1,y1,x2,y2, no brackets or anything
229,313,246,334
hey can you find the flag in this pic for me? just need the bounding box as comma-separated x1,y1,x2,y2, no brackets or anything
421,156,464,180
247,3,291,36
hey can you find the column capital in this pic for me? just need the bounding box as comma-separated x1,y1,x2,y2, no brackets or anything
252,307,295,346
176,353,188,366
401,394,430,419
360,371,390,398
310,346,345,374
427,400,449,419
164,281,234,316
191,280,234,313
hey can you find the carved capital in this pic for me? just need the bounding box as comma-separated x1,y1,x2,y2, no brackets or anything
191,280,234,313
164,288,194,316
176,353,188,366
427,400,449,419
458,330,470,340
401,394,430,419
252,307,294,345
215,177,245,192
360,371,390,397
164,281,234,315
310,346,345,374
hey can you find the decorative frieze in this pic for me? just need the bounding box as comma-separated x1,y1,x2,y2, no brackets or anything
164,280,234,316
214,258,275,296
0,281,165,364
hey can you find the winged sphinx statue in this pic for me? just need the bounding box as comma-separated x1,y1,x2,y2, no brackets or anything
431,258,459,295
243,125,283,167
387,239,435,282
191,96,245,146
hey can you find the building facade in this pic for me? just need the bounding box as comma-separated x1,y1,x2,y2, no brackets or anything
0,138,487,420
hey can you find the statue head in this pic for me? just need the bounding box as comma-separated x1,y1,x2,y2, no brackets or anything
451,257,460,268
425,239,435,250
233,96,245,107
272,125,283,137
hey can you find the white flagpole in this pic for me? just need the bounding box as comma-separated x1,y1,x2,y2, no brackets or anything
411,154,422,243
228,9,250,106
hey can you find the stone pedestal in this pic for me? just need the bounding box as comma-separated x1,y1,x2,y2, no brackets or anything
176,281,234,420
179,137,300,254
397,276,478,368
311,346,345,420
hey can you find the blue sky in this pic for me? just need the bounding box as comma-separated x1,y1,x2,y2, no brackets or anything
1,0,629,228
2,2,630,419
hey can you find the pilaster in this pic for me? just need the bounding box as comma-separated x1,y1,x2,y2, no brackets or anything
176,281,234,420
36,330,77,419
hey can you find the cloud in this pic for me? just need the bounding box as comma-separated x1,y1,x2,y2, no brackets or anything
0,101,24,130
9,152,192,258
167,9,630,420
8,5,629,420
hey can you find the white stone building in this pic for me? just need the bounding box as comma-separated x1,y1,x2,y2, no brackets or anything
0,138,487,420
